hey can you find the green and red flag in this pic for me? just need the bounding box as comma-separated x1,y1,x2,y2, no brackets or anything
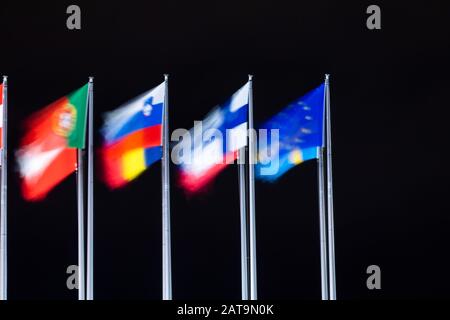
16,84,89,201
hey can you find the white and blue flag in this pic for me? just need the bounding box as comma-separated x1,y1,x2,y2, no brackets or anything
174,82,249,193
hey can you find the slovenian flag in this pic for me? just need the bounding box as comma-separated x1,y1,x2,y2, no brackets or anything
100,82,165,189
16,84,89,201
175,82,249,193
256,83,325,181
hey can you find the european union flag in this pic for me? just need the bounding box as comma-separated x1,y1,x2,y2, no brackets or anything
257,84,325,181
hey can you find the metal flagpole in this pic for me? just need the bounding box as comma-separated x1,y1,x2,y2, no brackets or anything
0,76,8,300
86,77,94,300
238,147,249,300
162,74,172,300
317,147,328,300
247,75,258,300
325,74,337,300
77,148,85,300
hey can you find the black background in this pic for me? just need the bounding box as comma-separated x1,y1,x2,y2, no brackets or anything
0,0,449,300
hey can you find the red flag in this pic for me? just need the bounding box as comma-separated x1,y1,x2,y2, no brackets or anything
16,85,88,201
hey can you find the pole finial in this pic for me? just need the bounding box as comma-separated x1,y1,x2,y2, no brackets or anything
88,76,94,83
248,74,253,81
325,74,330,83
164,74,169,81
2,75,7,83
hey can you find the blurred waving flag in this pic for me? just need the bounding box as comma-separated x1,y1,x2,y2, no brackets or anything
16,84,89,201
175,82,249,193
100,82,165,188
256,84,325,181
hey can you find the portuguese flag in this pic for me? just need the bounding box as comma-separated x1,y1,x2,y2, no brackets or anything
17,84,89,201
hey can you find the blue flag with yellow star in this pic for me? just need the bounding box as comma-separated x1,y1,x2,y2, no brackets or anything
256,83,325,181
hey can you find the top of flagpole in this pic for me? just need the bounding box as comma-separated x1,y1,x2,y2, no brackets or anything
2,76,7,84
248,74,253,81
325,74,330,83
89,76,94,83
164,74,169,81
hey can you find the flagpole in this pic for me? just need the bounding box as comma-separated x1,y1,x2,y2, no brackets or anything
0,76,8,301
317,147,329,300
162,74,172,300
325,74,337,300
86,77,94,300
238,147,249,300
76,148,85,300
247,75,258,300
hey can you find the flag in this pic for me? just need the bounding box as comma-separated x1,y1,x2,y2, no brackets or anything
175,82,249,193
16,84,89,201
256,84,325,181
100,82,165,188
